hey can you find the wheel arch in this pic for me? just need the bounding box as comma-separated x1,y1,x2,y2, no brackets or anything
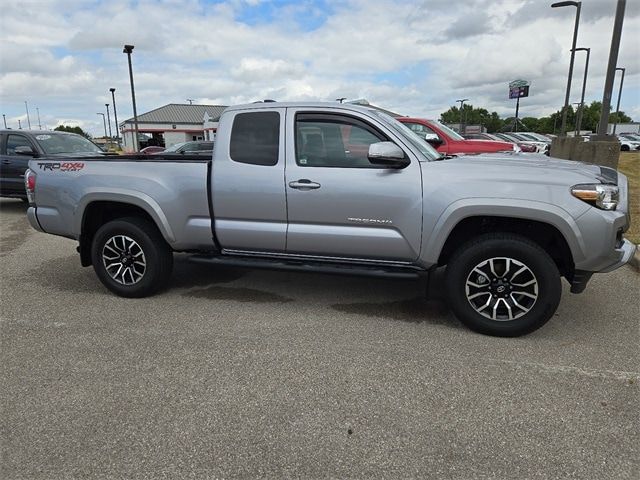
77,196,174,267
423,201,585,278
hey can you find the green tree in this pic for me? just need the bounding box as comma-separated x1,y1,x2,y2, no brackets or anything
439,105,506,133
54,125,92,138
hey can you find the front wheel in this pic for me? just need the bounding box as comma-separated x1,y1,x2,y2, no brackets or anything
91,217,173,297
444,233,561,337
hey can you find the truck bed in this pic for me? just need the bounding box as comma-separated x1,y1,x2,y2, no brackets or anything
29,157,215,251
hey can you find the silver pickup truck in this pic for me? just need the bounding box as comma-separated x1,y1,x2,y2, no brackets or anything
25,102,634,336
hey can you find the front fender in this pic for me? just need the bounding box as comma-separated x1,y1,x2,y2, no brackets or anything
420,198,588,267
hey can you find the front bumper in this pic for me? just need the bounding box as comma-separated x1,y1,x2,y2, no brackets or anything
598,238,636,273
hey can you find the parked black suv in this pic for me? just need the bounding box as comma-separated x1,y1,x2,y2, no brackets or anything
0,130,108,200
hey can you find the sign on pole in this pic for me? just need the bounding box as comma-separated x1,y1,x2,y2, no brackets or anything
509,79,530,99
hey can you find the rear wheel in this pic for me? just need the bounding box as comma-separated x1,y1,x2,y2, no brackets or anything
444,233,561,337
91,217,173,297
621,145,630,152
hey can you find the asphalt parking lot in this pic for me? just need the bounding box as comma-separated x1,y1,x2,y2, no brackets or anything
1,198,638,479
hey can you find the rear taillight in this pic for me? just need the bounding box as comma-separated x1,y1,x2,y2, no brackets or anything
25,169,35,203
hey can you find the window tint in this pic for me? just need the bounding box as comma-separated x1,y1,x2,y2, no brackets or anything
295,114,387,168
6,135,33,155
230,112,280,166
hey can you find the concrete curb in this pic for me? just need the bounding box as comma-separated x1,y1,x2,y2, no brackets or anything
629,244,640,272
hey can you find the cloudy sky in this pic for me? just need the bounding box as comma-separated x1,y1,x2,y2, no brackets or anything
1,0,638,136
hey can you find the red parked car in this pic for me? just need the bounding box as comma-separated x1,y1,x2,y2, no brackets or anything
398,118,517,155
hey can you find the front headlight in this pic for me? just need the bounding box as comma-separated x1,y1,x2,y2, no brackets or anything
571,184,619,210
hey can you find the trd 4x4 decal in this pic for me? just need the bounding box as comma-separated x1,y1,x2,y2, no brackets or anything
37,162,85,172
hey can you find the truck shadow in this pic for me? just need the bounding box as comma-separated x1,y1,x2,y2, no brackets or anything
329,269,460,328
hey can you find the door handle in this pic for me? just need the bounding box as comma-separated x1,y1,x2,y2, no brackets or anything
289,179,321,190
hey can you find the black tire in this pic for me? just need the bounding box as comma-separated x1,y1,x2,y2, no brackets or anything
444,233,561,337
91,217,173,297
621,145,630,152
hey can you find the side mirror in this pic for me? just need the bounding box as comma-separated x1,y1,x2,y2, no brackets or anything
368,142,409,168
14,145,37,156
424,133,443,146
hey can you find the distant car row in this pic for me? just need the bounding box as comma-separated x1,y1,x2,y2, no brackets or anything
617,133,640,151
463,132,552,153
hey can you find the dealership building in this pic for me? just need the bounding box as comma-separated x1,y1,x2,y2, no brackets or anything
120,104,227,152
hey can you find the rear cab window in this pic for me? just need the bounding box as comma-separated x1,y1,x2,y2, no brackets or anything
230,112,280,166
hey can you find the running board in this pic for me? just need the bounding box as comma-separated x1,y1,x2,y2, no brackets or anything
188,254,425,280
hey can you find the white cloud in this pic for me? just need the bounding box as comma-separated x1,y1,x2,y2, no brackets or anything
0,0,638,136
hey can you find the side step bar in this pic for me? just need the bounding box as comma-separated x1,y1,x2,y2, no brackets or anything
188,254,425,280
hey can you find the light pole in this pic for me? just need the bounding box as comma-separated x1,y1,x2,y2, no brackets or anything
596,0,626,137
24,101,32,129
109,88,120,146
36,107,42,129
612,67,625,134
18,119,22,129
552,1,581,136
572,47,590,134
2,114,6,129
97,112,107,139
105,103,113,140
456,98,468,134
123,44,140,152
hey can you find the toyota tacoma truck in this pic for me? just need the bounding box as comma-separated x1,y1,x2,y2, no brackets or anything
24,102,634,336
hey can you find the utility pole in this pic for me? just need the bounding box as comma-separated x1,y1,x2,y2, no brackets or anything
24,101,32,129
105,103,113,139
551,1,581,136
456,98,469,134
123,44,140,152
572,47,590,134
110,88,120,146
612,67,625,134
596,0,626,137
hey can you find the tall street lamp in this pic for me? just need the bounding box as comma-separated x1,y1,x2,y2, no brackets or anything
105,103,113,140
552,1,581,136
123,44,140,152
596,0,626,137
97,112,107,139
110,88,120,145
24,101,32,129
456,98,469,134
612,67,625,134
572,47,590,134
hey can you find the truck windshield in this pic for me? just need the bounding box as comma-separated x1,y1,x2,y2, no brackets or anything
36,133,103,154
370,111,440,161
435,121,465,141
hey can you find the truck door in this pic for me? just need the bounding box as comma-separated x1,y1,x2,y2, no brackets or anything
285,110,423,262
211,108,287,252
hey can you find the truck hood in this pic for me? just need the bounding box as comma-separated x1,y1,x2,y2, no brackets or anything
444,152,615,185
